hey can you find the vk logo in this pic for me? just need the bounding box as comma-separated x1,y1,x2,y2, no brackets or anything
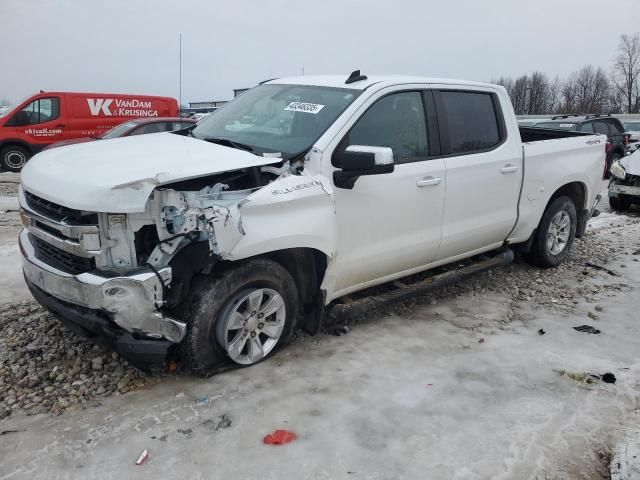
87,98,113,116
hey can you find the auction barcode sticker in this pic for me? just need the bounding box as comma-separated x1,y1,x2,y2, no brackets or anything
284,102,325,114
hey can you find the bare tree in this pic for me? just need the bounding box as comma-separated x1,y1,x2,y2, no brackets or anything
561,65,610,113
611,33,640,113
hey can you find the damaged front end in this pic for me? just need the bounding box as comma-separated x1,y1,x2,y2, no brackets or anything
20,156,334,366
609,155,640,202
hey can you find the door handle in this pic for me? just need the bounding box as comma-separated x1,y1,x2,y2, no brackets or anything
55,124,66,128
500,164,519,174
416,176,441,187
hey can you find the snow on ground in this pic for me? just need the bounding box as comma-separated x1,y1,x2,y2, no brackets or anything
1,188,640,479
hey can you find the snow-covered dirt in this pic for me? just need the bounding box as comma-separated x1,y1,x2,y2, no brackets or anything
1,186,640,479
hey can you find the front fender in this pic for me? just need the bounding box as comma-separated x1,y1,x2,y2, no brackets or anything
223,174,337,260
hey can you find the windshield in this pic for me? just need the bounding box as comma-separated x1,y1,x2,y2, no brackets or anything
535,122,578,130
624,122,640,131
192,84,359,158
101,121,138,139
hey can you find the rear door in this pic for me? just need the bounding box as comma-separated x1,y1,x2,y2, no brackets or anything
432,88,522,261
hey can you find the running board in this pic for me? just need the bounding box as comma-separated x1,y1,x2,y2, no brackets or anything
327,248,514,322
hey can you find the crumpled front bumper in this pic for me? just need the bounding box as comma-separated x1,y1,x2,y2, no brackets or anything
19,229,186,344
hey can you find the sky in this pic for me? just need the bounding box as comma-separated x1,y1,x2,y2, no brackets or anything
0,0,638,106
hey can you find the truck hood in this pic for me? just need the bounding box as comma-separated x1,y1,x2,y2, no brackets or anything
21,132,281,213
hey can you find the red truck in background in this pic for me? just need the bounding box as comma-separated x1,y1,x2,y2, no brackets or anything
0,92,178,171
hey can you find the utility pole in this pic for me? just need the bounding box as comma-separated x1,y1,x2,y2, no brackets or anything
179,33,182,116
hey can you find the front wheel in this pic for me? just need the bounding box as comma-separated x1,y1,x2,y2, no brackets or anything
525,196,577,268
181,258,299,376
0,145,31,172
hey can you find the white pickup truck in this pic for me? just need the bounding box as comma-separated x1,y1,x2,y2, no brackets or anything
19,72,604,374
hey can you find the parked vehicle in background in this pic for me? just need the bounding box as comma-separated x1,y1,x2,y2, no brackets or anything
609,150,640,211
0,92,178,171
623,121,640,154
517,119,550,127
533,115,628,178
44,118,196,150
19,73,604,374
190,112,213,121
0,105,11,117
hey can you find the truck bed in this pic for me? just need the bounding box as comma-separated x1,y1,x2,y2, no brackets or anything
507,127,606,244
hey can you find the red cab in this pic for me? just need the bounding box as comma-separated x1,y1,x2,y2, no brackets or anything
0,92,178,171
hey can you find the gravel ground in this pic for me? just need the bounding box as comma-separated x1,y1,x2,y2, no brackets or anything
1,207,638,421
0,302,158,419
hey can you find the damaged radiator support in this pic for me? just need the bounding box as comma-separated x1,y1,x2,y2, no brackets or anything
327,248,515,325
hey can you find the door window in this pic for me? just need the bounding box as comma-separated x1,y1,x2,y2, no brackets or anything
341,92,428,164
578,122,595,133
6,97,59,126
593,121,610,135
608,120,623,134
438,91,502,154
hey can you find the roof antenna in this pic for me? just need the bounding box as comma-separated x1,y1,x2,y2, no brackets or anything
345,70,367,84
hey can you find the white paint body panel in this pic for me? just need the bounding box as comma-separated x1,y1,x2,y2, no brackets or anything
20,75,606,305
20,132,280,213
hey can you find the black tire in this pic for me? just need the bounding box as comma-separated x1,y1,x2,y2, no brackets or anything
609,195,631,212
525,196,577,268
0,145,31,172
604,153,621,179
181,258,299,376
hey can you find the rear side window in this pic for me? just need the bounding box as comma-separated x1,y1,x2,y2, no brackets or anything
578,122,595,133
593,121,610,135
438,91,502,154
608,120,623,134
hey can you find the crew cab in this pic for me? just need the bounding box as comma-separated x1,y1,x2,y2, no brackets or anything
0,92,178,171
18,72,605,374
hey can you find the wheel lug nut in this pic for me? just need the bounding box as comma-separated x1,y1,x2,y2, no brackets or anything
258,313,264,319
258,323,264,329
251,332,256,338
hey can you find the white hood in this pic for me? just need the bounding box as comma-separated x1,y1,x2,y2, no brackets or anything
21,132,280,213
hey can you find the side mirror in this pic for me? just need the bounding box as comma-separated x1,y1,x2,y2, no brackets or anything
334,145,394,189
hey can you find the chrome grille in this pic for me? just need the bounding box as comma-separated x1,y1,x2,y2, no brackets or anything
24,191,98,225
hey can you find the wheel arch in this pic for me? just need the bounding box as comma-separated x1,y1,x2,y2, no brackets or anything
261,247,328,335
0,139,33,154
547,181,588,238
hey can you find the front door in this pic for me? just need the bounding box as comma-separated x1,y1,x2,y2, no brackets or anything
5,96,66,150
329,90,446,294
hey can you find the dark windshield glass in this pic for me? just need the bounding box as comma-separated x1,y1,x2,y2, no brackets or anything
535,122,578,130
192,84,359,158
101,121,138,139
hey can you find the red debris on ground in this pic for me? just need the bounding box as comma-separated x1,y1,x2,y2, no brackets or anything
263,429,297,445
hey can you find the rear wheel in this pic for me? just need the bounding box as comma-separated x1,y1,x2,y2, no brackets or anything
0,145,30,172
609,195,631,212
181,258,299,376
525,196,577,268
